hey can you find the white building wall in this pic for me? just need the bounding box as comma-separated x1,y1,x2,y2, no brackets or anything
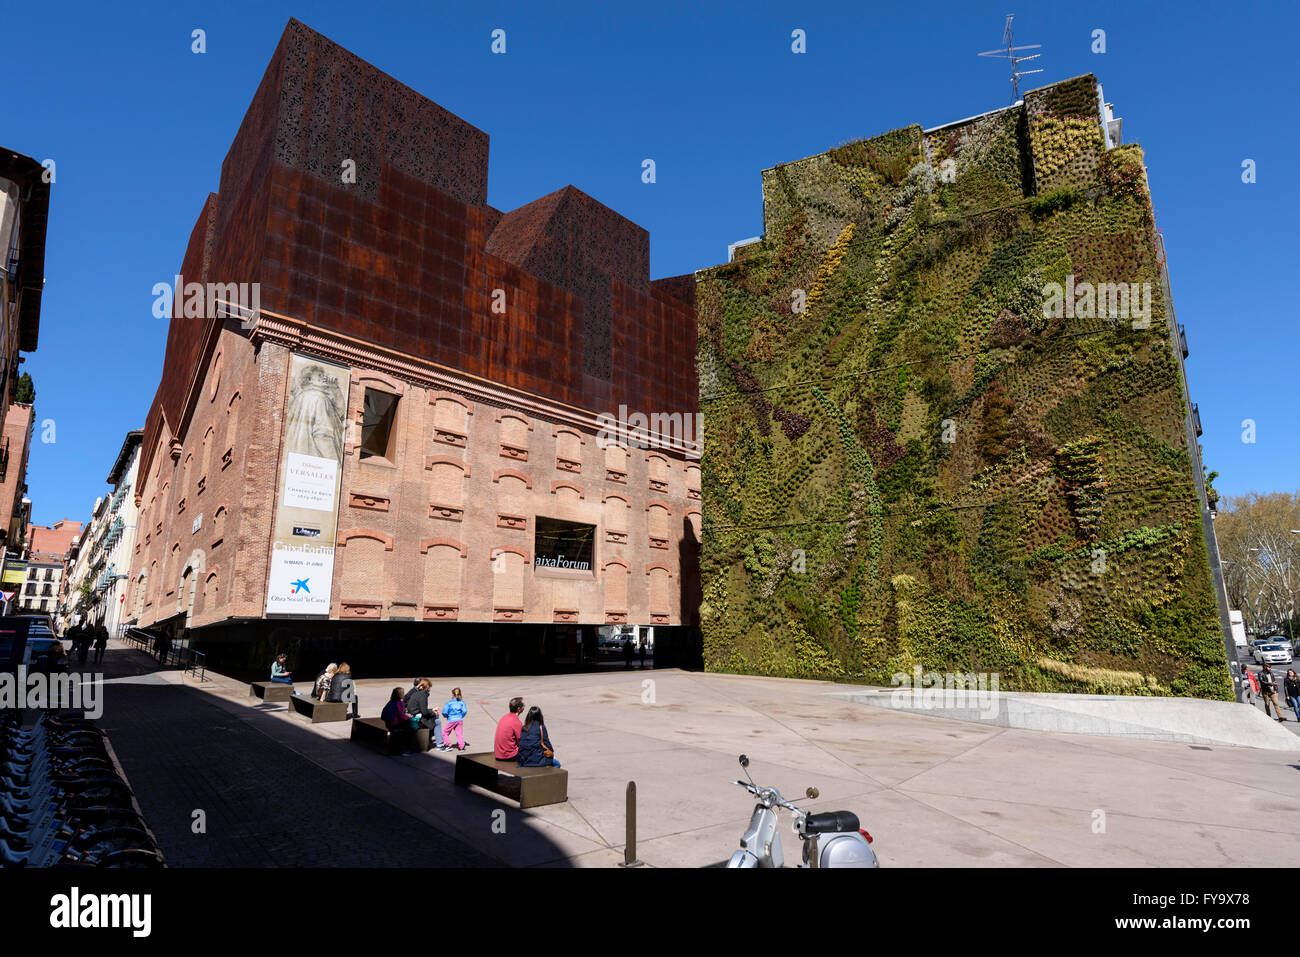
103,445,141,637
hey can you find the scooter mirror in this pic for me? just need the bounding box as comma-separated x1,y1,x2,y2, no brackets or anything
739,754,749,768
806,787,819,799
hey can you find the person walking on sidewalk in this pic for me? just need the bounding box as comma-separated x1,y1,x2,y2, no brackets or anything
1259,664,1286,722
1284,669,1300,724
93,626,108,665
440,686,469,752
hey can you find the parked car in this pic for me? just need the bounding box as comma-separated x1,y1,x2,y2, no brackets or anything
26,637,70,674
1252,642,1294,666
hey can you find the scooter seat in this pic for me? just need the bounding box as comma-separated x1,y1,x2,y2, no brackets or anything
805,810,860,834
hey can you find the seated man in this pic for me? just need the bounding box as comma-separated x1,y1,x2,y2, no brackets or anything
494,697,525,760
270,653,293,687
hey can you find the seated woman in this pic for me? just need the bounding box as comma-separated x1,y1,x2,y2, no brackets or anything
403,678,440,751
516,706,561,769
380,687,414,753
327,662,359,720
270,653,293,686
314,663,337,701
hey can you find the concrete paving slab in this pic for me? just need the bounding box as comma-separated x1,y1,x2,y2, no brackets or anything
830,686,1300,749
129,660,1300,867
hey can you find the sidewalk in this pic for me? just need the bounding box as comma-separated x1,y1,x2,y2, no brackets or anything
89,648,1300,868
81,643,497,867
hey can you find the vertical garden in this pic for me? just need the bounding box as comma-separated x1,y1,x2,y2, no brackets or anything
696,74,1232,699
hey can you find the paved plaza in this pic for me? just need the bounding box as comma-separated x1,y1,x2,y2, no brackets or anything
90,643,1300,867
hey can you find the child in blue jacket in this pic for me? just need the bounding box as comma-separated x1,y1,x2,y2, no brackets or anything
440,686,469,751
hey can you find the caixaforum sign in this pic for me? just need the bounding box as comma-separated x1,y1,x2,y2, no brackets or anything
266,542,335,615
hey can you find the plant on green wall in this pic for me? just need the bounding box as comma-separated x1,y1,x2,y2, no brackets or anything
695,77,1231,700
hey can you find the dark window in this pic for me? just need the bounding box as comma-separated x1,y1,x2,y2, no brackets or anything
360,389,399,460
533,517,596,572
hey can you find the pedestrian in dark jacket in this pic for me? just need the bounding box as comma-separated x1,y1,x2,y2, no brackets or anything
1285,669,1300,724
327,662,358,719
1259,664,1285,722
516,706,560,768
93,626,108,665
403,678,440,750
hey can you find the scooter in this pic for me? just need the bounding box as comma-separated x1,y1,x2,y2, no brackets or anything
726,754,879,868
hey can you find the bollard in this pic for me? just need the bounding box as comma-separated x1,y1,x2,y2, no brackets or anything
619,780,644,867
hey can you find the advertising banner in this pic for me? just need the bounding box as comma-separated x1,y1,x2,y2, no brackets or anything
265,354,349,616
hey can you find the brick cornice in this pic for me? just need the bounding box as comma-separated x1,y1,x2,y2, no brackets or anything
645,563,673,576
248,308,700,458
493,468,531,488
338,528,394,550
550,481,583,499
428,391,475,415
419,538,467,557
425,455,470,476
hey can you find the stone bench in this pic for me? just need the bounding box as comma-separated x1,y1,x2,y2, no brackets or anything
249,681,292,703
350,717,432,755
289,694,348,723
453,752,568,809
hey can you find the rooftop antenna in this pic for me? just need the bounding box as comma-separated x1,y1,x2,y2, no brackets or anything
978,14,1042,103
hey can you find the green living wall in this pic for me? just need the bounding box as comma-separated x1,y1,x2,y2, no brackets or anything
696,74,1231,699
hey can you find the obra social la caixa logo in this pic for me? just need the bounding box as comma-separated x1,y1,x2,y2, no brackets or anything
49,888,151,938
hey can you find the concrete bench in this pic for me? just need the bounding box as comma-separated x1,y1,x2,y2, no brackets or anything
453,752,568,809
289,695,348,723
249,681,292,703
350,717,432,754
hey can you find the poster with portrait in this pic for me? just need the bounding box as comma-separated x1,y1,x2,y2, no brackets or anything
266,354,349,616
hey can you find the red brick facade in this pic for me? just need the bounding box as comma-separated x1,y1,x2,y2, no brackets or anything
127,20,700,638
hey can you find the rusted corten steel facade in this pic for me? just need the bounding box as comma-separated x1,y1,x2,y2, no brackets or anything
127,20,700,649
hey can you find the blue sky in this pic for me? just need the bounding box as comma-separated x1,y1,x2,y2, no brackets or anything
6,0,1296,526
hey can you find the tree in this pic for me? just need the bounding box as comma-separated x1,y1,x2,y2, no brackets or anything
1216,492,1300,639
13,372,34,405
